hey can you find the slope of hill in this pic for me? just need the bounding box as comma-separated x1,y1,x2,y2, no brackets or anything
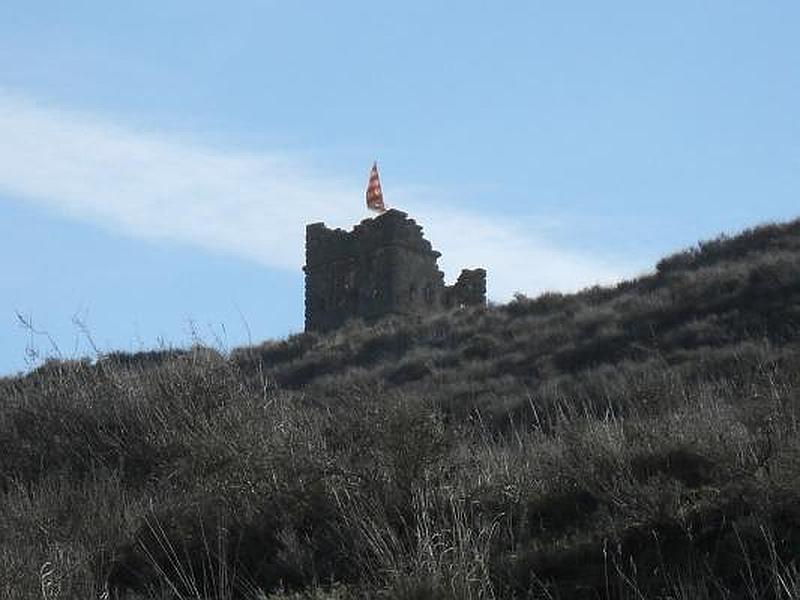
1,218,800,599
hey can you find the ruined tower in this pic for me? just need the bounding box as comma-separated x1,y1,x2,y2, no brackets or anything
303,209,486,332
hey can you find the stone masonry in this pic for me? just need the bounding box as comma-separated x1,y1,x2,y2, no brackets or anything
304,209,487,332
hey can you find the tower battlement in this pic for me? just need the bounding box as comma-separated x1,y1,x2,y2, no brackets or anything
303,209,486,332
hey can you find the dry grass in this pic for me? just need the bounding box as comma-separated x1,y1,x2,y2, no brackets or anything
2,218,800,598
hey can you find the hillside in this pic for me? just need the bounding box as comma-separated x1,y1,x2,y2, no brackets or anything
2,218,800,599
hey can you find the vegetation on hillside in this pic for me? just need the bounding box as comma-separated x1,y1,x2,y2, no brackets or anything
2,219,800,599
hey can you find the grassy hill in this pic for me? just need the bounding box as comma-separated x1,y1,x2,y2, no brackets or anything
2,218,800,599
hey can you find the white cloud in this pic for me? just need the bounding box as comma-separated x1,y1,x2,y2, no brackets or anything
0,91,629,300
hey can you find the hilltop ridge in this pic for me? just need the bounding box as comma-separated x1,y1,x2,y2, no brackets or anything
233,217,800,415
2,217,800,599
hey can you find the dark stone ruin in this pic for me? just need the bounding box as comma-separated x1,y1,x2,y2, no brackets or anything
304,209,487,332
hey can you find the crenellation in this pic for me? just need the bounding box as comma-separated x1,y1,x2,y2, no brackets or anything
305,223,353,267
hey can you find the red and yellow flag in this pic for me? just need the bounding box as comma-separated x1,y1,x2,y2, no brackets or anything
366,162,386,213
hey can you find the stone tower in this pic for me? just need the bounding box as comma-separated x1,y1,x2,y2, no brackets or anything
303,209,486,332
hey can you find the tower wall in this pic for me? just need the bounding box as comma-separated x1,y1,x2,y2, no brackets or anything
304,209,486,332
446,268,487,308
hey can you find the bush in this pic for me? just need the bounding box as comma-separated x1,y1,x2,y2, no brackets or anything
4,218,800,598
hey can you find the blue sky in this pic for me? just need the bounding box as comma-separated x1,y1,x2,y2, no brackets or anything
1,2,798,375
